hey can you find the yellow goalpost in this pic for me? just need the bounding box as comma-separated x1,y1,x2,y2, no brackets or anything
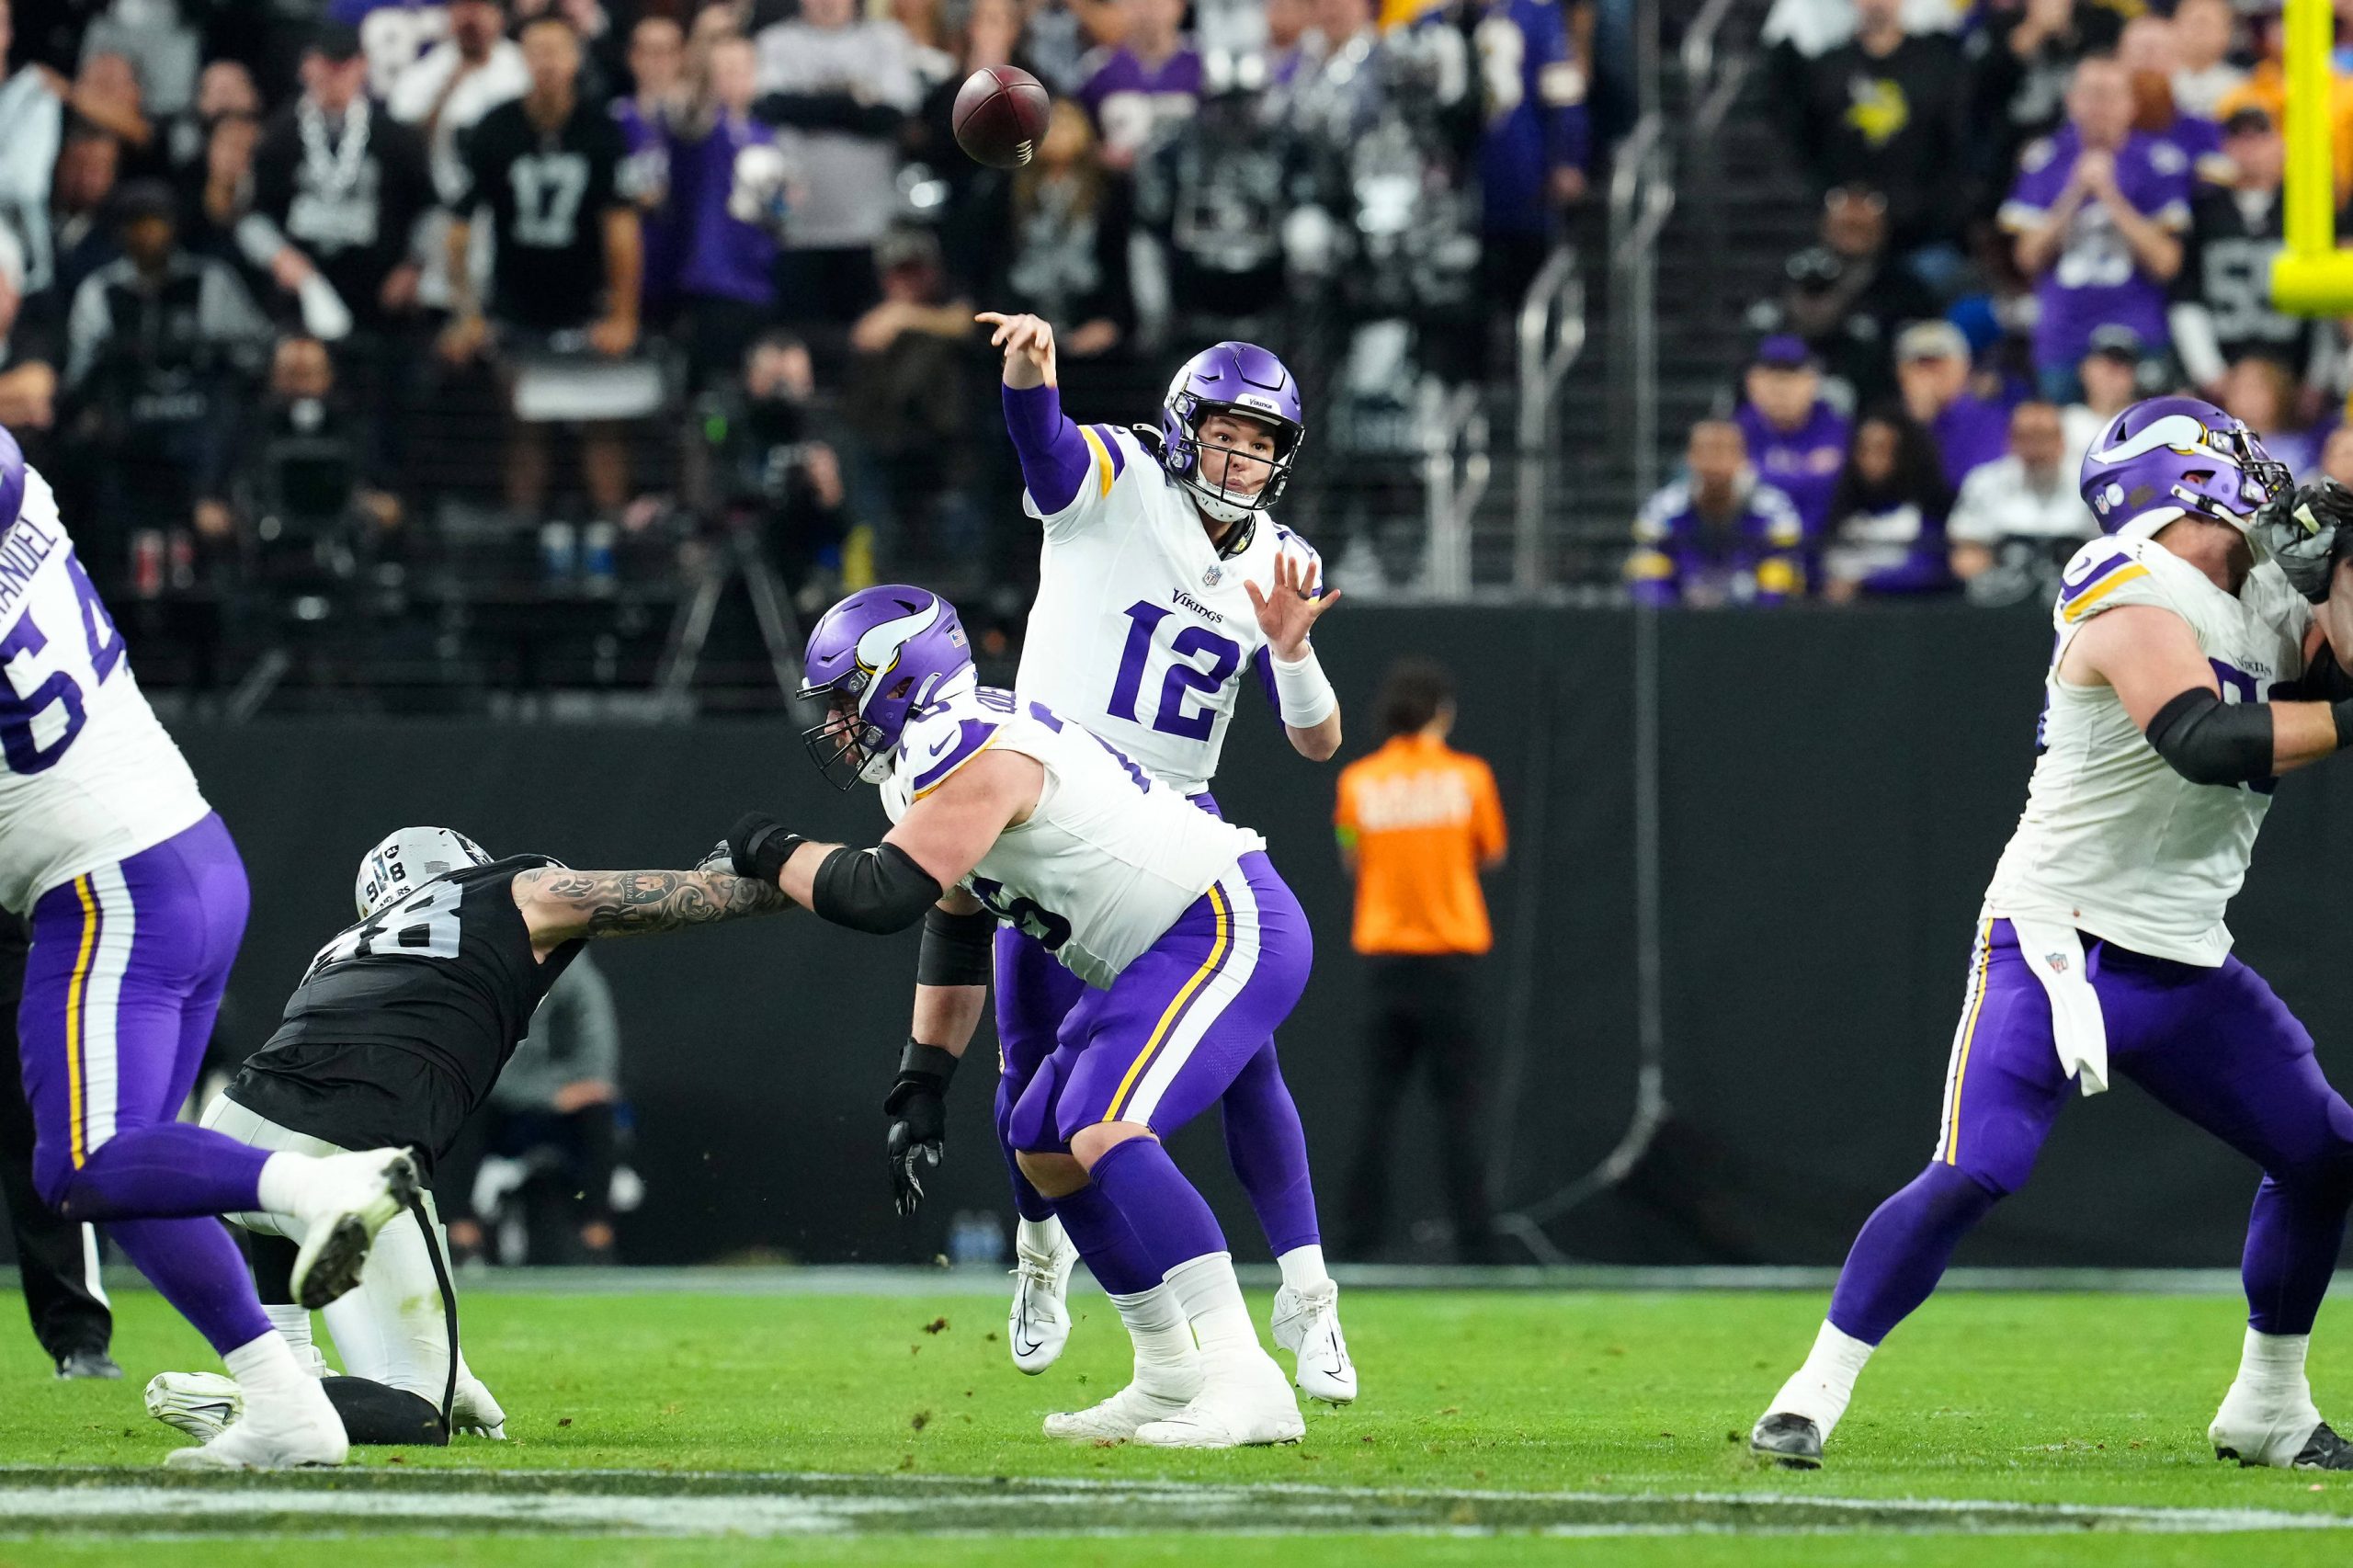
2271,0,2353,312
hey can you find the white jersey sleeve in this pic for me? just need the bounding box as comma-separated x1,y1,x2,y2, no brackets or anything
1024,422,1155,545
0,464,211,914
881,687,1266,987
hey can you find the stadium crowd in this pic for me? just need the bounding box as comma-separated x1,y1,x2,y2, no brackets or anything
0,0,1597,694
1632,0,2353,609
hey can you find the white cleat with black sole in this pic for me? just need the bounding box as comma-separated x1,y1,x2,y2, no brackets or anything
453,1374,508,1439
1008,1222,1078,1374
289,1148,420,1311
1272,1281,1357,1404
1043,1378,1199,1441
145,1371,242,1443
161,1380,346,1471
1133,1354,1305,1449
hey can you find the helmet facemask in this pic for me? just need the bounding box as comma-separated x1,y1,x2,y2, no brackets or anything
799,669,904,790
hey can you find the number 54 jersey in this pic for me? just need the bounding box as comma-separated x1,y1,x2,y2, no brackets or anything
0,449,211,915
1016,423,1324,795
880,687,1267,989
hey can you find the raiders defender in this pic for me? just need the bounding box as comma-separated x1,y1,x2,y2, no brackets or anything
929,310,1352,1404
143,827,791,1452
729,585,1317,1446
1752,397,2353,1471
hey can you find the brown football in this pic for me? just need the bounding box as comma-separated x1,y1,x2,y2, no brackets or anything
952,64,1051,170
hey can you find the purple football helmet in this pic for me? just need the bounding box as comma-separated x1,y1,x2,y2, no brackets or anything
1157,341,1306,528
2079,395,2289,540
798,585,974,789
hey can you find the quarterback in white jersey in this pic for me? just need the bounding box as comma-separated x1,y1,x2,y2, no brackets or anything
725,585,1321,1446
959,312,1355,1403
1754,397,2353,1473
0,426,418,1471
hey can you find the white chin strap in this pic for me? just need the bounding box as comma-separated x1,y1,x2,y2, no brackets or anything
1184,477,1264,526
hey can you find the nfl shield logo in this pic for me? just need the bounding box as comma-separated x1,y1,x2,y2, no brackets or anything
1202,564,1222,588
2045,952,2070,975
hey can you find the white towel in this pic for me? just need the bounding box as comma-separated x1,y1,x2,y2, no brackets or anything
2007,916,2109,1096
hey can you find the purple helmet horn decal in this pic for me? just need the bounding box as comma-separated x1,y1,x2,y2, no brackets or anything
2079,394,2288,541
798,585,974,789
1157,341,1306,534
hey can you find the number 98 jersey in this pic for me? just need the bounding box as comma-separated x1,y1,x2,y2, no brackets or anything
1016,423,1324,795
0,454,211,915
881,686,1267,989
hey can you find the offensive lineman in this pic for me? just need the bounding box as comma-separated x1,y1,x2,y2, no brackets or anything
144,827,794,1451
0,425,417,1470
727,584,1316,1446
898,310,1351,1403
1752,397,2353,1471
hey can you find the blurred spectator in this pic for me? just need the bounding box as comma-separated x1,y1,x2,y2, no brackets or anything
0,1,63,293
1972,0,2120,187
1895,319,2009,491
0,224,56,439
1334,657,1507,1265
892,0,960,98
699,331,862,610
2215,8,2353,199
2323,423,2353,490
1948,399,2097,604
71,51,154,176
1733,334,1849,537
2002,56,2189,401
438,14,639,527
2062,324,2143,471
667,31,778,388
1078,0,1203,170
184,109,262,279
754,0,920,331
911,0,1034,292
46,128,120,308
614,14,685,324
388,0,529,313
1627,419,1807,607
846,226,978,571
1463,0,1590,312
77,0,197,124
1025,0,1130,96
241,334,402,590
2170,106,2332,407
2116,13,2226,184
1267,0,1319,93
177,59,262,180
1820,408,1953,600
1761,0,1960,60
2171,0,2247,121
2220,355,2318,478
250,25,438,341
64,178,271,585
1752,185,1937,410
1290,0,1390,147
995,99,1134,386
1779,0,1969,268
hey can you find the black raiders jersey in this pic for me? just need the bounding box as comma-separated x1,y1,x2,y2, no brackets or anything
250,98,437,329
226,857,584,1154
451,96,627,332
2175,187,2321,372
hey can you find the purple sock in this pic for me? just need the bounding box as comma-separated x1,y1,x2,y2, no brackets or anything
1222,1045,1321,1255
1826,1163,1998,1345
108,1215,272,1356
1055,1180,1162,1296
2245,1168,2353,1335
53,1124,269,1222
1088,1137,1227,1277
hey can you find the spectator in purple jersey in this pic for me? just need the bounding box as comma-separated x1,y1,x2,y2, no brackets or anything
613,14,685,326
2002,55,2192,400
1972,0,2120,190
1627,420,1808,608
2119,14,2228,185
1894,319,2011,491
1820,408,1954,600
1077,0,1202,170
666,33,778,388
1462,0,1591,312
1734,335,1849,537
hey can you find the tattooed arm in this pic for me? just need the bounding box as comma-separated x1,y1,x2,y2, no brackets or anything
509,867,798,962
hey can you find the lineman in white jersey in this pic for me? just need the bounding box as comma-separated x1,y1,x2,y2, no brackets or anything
0,425,417,1469
1753,396,2353,1471
722,584,1321,1445
928,311,1352,1401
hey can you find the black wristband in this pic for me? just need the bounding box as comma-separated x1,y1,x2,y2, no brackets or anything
729,812,804,884
883,1039,960,1117
917,904,996,987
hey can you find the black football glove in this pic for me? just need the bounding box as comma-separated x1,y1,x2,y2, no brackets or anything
883,1040,959,1217
2252,478,2353,602
727,812,804,884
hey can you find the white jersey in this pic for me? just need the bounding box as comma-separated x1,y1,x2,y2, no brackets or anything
880,685,1267,987
1016,422,1324,794
1984,528,2312,966
0,465,211,915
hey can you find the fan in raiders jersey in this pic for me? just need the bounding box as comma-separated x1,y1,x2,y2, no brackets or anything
142,827,792,1458
2168,106,2336,403
953,311,1356,1408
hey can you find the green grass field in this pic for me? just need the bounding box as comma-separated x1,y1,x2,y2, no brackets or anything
3,1282,2351,1565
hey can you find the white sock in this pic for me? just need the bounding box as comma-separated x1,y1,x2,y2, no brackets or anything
2216,1327,2322,1465
263,1303,313,1352
255,1152,315,1219
223,1330,313,1418
1276,1244,1330,1296
1108,1284,1198,1393
1017,1214,1066,1262
1767,1320,1876,1439
1163,1252,1258,1358
2237,1327,2313,1394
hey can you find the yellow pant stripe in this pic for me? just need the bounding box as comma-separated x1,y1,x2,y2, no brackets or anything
64,877,97,1170
1104,885,1231,1122
1944,916,1995,1166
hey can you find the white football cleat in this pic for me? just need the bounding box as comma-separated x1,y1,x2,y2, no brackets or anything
1133,1353,1305,1449
2211,1379,2325,1470
290,1148,420,1311
162,1379,346,1471
452,1373,508,1439
1272,1281,1357,1404
1042,1379,1197,1441
145,1371,242,1443
1008,1221,1078,1374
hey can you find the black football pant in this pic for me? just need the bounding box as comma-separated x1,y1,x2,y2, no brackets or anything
1341,953,1499,1263
0,912,112,1361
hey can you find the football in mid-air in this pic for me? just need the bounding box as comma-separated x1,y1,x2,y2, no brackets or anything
952,64,1051,169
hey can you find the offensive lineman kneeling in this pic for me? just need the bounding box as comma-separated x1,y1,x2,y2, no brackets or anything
145,829,791,1454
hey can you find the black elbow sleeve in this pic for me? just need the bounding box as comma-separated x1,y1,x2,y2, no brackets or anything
916,904,997,987
809,844,943,934
2144,688,2277,787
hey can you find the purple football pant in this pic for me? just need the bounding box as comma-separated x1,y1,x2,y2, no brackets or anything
1830,917,2353,1346
16,813,274,1354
